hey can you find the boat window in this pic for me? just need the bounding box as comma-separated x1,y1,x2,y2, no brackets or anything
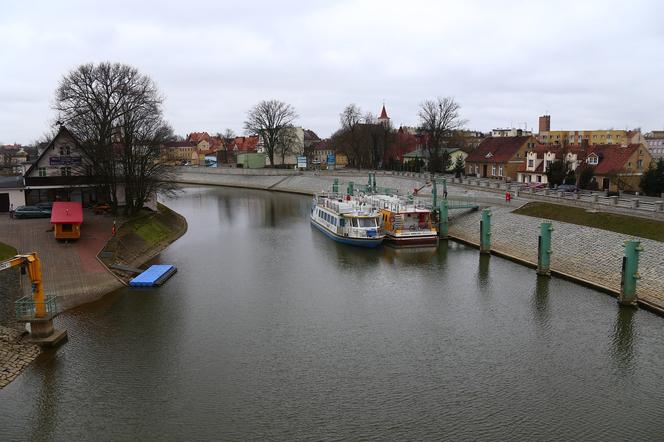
358,218,376,228
340,219,345,227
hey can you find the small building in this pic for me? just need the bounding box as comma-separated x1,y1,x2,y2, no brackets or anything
237,153,267,169
403,148,467,171
0,176,25,212
51,202,83,240
645,131,664,160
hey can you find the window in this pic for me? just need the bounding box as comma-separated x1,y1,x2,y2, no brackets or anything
637,160,643,169
62,224,73,232
528,159,534,168
60,167,71,176
498,165,503,176
38,167,47,177
491,165,496,176
587,155,598,165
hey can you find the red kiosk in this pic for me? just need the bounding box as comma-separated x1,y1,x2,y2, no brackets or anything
50,202,83,240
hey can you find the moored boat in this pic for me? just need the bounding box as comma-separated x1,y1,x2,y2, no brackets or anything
310,193,384,248
362,194,439,247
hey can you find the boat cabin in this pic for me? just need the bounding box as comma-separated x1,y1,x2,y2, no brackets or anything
50,202,83,240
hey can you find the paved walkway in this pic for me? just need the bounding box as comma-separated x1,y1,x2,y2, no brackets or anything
448,205,664,309
0,326,39,389
0,210,123,312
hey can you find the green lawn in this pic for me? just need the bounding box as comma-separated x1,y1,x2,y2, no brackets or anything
124,213,171,246
0,241,18,260
513,202,664,242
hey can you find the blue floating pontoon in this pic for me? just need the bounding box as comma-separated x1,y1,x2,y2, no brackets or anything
129,264,177,287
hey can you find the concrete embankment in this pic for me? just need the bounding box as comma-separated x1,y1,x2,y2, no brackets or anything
175,168,664,313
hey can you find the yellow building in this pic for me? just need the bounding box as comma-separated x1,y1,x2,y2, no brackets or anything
537,130,644,146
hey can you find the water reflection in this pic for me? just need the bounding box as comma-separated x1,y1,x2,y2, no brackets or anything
611,306,637,374
532,275,551,328
477,253,491,289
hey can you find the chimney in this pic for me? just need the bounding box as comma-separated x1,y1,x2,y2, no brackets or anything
539,115,551,133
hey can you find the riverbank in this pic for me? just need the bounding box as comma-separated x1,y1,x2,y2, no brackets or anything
175,169,664,313
0,203,186,390
98,203,188,282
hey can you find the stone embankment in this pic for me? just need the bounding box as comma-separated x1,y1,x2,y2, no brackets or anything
0,326,40,388
175,168,664,313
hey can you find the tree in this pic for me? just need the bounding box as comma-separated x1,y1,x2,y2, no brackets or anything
578,166,595,190
545,160,568,188
453,156,465,178
244,100,298,166
640,159,664,196
54,62,174,215
418,97,466,173
218,128,235,163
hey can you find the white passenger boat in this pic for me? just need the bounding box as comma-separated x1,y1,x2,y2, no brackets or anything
310,193,384,248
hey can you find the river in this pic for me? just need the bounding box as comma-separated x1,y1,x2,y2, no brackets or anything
1,186,664,441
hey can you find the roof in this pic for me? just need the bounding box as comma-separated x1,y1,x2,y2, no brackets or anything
588,144,641,175
379,105,389,120
233,136,259,152
312,139,331,151
403,148,460,158
466,136,533,163
50,202,83,224
24,125,80,177
303,129,320,142
164,141,197,148
187,132,211,143
0,175,23,188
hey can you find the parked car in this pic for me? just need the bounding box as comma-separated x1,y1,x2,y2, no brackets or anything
35,201,54,213
556,184,578,192
14,205,52,219
525,182,546,189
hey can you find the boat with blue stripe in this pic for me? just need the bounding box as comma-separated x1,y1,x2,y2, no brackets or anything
310,193,384,248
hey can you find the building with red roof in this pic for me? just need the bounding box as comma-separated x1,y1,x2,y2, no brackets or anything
50,201,83,240
465,136,539,180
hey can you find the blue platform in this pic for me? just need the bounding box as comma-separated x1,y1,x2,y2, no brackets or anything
129,265,177,287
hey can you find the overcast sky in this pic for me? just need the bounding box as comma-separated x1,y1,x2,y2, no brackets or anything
1,0,663,144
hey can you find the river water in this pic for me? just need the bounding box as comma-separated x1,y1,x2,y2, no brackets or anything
1,186,664,441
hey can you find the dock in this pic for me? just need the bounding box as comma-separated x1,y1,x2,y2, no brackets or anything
129,265,177,287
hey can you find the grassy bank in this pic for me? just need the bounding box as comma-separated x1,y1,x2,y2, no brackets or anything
98,203,187,280
0,242,17,260
514,202,664,242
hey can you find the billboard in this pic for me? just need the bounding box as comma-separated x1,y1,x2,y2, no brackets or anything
49,156,82,166
297,156,307,169
327,154,335,165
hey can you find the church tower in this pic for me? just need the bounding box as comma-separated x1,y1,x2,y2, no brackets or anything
377,104,390,126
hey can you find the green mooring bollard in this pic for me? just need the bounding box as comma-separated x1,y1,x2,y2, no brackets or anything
347,181,354,196
619,240,643,306
332,178,339,193
432,179,438,208
537,222,554,276
480,209,491,254
439,200,449,238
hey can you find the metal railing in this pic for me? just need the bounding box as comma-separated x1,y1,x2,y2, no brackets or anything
15,296,58,321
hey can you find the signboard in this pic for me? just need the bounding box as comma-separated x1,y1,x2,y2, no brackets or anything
327,154,336,165
49,156,82,166
297,155,307,169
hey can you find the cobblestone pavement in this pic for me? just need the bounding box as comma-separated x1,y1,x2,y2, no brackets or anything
448,205,664,308
0,210,123,312
0,326,40,389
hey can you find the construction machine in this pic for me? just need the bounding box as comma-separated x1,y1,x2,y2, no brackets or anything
0,252,67,346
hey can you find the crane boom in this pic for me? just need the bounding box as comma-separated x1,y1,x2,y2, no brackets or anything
0,252,46,317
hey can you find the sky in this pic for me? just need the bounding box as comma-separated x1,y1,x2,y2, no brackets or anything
1,0,663,144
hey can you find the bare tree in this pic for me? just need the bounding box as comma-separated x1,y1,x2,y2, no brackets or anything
418,97,466,173
218,128,236,163
244,100,297,166
54,62,174,215
275,127,300,166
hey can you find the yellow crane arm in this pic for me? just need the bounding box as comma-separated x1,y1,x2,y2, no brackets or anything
0,252,46,317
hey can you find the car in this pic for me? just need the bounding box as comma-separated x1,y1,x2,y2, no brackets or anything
556,184,578,193
525,182,546,189
14,205,52,219
35,201,54,213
